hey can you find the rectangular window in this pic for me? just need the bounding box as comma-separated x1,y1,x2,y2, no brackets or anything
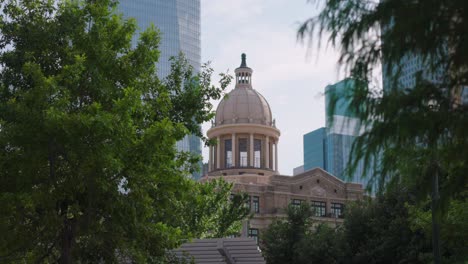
239,138,248,167
331,203,344,218
245,195,251,210
292,199,303,207
254,139,261,168
272,143,276,170
253,196,260,213
225,139,232,168
311,201,326,217
248,228,259,243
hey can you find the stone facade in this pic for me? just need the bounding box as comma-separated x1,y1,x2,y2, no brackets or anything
203,168,363,232
201,54,364,239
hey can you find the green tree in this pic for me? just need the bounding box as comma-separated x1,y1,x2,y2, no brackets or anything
172,178,251,239
408,192,468,263
342,188,431,264
261,203,314,264
0,0,237,263
262,189,465,264
298,1,468,262
261,189,432,264
295,223,344,264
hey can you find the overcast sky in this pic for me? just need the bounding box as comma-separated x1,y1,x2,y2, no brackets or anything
200,0,345,175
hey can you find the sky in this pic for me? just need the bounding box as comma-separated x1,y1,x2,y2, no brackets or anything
200,0,346,175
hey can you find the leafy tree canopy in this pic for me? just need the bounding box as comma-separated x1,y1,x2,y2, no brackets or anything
261,188,466,264
0,0,243,263
261,204,314,264
298,0,468,211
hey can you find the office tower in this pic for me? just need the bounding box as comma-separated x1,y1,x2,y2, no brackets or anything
119,0,201,77
325,79,367,183
382,54,445,92
381,18,445,93
303,128,327,172
118,0,202,179
299,79,370,187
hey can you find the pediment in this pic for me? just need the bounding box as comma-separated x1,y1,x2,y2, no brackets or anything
310,185,326,197
285,168,348,198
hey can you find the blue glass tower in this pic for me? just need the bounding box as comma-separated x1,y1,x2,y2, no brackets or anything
303,128,327,171
118,0,202,179
301,79,371,187
118,0,201,77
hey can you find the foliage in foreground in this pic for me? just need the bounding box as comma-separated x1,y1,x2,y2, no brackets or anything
0,0,247,263
261,188,467,264
299,0,468,209
299,2,468,262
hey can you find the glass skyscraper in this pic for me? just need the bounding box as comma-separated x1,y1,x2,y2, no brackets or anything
382,54,445,93
119,0,200,77
381,20,445,93
303,128,327,171
300,79,371,188
118,0,203,179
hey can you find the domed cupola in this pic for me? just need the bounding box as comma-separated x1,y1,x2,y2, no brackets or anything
207,54,281,177
215,54,273,126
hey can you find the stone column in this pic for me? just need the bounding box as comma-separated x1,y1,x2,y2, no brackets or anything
241,220,249,238
250,133,254,167
232,133,236,167
265,136,270,169
275,141,279,171
216,136,221,169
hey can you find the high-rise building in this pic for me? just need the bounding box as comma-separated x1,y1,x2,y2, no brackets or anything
303,128,327,171
325,79,367,184
382,54,445,92
381,19,445,93
118,0,202,179
119,0,201,77
298,79,370,187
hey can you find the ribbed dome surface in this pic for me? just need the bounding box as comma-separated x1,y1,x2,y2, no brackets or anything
215,87,272,126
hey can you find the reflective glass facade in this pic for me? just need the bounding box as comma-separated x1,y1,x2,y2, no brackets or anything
381,21,445,92
382,54,444,92
119,0,202,179
302,80,372,188
303,128,327,171
119,0,201,77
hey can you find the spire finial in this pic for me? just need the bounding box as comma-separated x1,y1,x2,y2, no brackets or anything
240,53,247,67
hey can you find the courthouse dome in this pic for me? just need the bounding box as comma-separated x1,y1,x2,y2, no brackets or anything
215,54,273,127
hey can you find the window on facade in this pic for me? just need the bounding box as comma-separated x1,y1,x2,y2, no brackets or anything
292,199,303,207
253,196,260,213
272,143,276,170
311,201,326,217
225,139,232,168
239,138,248,167
254,139,261,168
248,228,259,243
245,195,251,210
331,203,344,218
211,145,215,169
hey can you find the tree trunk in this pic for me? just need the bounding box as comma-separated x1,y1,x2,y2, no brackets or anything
59,218,76,264
431,166,441,264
